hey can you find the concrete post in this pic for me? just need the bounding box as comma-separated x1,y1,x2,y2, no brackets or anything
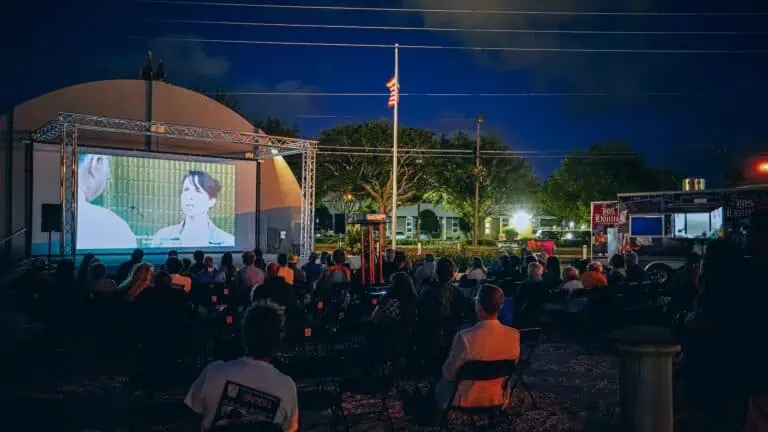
612,326,680,432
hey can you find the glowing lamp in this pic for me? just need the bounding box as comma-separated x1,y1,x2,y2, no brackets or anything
511,211,531,232
758,161,768,174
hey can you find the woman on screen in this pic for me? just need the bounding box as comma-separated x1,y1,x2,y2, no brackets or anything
76,154,137,250
151,170,235,248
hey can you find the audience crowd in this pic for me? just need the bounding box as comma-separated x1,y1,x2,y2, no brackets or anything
6,208,768,431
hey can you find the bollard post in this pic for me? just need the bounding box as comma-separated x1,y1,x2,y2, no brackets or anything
582,244,588,259
610,326,680,432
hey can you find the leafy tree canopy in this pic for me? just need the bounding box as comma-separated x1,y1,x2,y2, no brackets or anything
537,142,683,224
423,132,537,239
316,122,438,214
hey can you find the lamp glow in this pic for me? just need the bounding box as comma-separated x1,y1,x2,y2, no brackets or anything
511,211,531,232
758,162,768,173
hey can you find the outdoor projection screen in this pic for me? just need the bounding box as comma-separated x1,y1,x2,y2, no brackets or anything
32,143,258,254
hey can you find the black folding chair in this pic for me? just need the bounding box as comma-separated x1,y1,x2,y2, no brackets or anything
510,327,542,410
439,359,518,431
210,421,284,432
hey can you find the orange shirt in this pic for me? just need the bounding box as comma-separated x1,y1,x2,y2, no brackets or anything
581,270,608,288
278,266,295,285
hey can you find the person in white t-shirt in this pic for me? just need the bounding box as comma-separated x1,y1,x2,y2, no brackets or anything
185,302,298,431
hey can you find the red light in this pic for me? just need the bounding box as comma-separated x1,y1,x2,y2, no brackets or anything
758,162,768,173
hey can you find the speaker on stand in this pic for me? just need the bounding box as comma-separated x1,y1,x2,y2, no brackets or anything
41,203,62,265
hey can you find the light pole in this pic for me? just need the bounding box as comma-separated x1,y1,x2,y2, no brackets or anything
473,116,483,247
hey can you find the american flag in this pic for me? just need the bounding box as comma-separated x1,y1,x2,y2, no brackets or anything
386,76,399,108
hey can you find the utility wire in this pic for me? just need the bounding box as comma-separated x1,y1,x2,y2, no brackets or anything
319,151,639,159
222,91,681,97
318,145,638,155
160,19,768,36
136,37,768,54
138,0,768,17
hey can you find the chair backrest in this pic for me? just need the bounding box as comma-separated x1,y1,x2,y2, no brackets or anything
498,297,515,327
210,420,283,432
455,359,517,382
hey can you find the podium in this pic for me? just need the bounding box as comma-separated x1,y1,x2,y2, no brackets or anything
351,213,386,286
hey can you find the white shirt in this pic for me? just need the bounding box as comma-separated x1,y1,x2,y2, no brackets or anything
76,193,137,250
466,268,487,281
185,357,298,431
560,279,584,292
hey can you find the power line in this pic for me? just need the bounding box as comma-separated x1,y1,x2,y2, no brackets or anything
139,0,768,17
137,36,768,54
318,151,639,159
318,146,472,153
220,91,681,97
160,19,768,36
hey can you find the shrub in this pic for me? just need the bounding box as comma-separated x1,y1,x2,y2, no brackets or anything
503,227,519,241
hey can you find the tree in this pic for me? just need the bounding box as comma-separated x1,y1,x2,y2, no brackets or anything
316,122,437,214
419,209,441,236
537,142,683,224
424,133,537,240
323,191,375,223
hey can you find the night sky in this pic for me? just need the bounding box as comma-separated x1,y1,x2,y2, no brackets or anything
2,0,767,183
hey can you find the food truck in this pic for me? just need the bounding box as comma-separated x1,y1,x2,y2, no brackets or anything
592,182,768,282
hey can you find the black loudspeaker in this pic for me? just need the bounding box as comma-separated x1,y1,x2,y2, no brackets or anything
41,203,62,232
334,214,346,235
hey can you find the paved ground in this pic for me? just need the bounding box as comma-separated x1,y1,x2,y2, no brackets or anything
3,340,621,431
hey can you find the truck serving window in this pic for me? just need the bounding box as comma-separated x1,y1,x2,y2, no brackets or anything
630,216,663,236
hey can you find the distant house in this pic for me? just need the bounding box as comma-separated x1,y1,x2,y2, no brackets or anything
390,203,465,240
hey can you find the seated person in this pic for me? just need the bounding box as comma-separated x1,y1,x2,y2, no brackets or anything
558,266,584,291
276,254,295,286
166,257,192,293
320,249,351,287
252,264,298,329
198,256,227,285
88,261,117,296
185,302,298,431
580,261,608,289
435,284,520,410
606,254,627,285
466,257,487,281
625,252,648,283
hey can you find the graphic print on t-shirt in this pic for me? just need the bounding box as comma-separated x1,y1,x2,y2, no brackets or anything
211,380,281,427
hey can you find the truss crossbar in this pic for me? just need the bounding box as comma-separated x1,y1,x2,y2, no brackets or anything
32,112,318,259
33,113,316,159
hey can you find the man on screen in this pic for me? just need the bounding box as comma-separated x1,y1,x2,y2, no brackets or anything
76,154,137,250
151,170,235,248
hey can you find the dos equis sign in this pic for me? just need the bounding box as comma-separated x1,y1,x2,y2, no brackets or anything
592,202,619,226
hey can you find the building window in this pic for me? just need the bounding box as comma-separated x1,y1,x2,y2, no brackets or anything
452,219,459,234
406,216,414,233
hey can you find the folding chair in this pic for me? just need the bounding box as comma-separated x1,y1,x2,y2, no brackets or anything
439,359,518,431
510,327,542,410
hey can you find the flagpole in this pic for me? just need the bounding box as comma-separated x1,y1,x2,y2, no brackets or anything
391,43,399,249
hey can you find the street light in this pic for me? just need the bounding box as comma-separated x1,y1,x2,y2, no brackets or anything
473,115,484,247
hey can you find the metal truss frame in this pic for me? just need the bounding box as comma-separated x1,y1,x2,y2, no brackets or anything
33,112,317,259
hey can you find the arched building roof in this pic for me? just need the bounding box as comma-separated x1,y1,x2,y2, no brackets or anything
1,80,303,261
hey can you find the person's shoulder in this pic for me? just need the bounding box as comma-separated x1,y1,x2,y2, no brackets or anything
154,224,181,237
212,225,235,243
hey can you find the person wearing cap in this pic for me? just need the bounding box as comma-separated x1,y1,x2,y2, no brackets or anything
287,254,306,286
276,253,295,286
435,284,520,411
